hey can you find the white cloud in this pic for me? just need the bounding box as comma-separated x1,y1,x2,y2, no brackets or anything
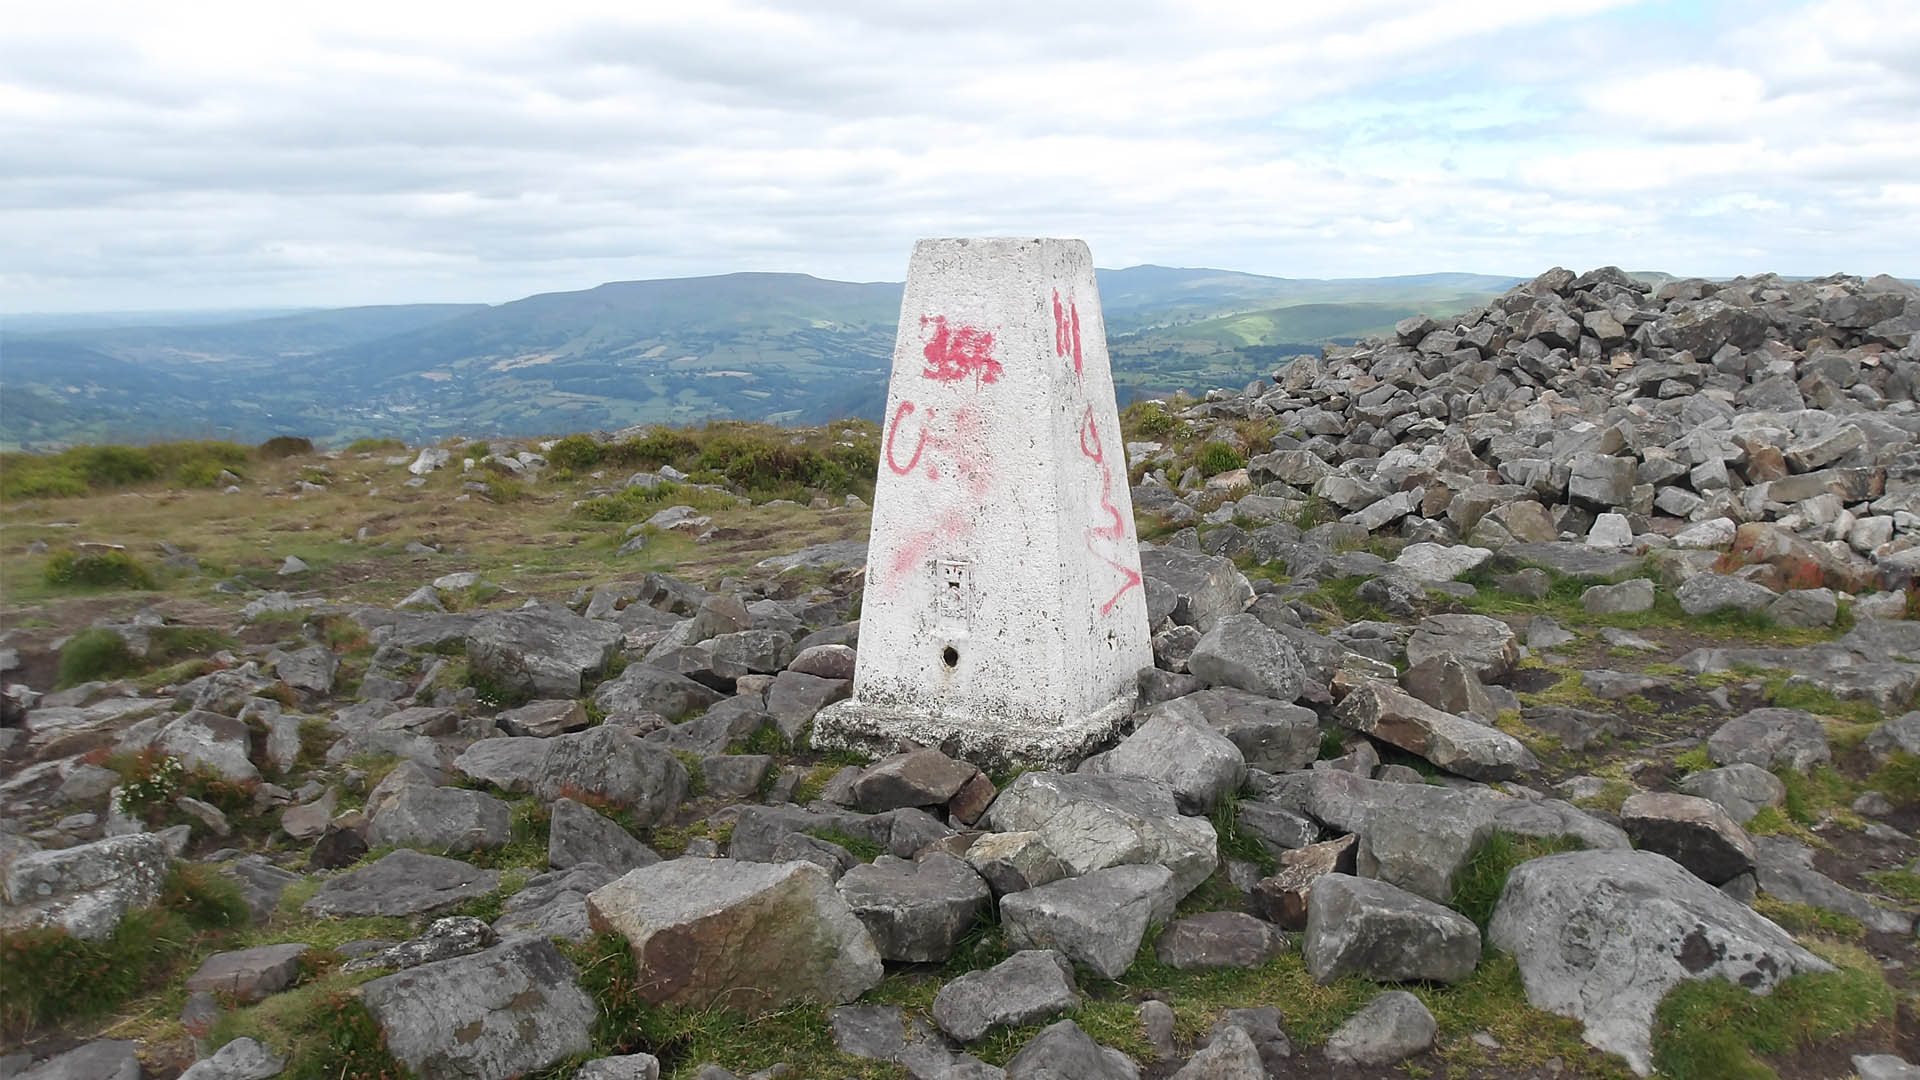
0,0,1915,311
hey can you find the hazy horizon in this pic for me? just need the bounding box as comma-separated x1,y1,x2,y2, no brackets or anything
4,1,1915,314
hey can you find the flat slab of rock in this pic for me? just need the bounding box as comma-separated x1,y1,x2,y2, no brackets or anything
1000,864,1177,979
361,935,596,1080
1488,849,1832,1075
933,949,1079,1043
368,784,512,853
12,1040,141,1080
836,853,991,962
1155,911,1285,971
1405,614,1518,681
548,797,661,873
1303,874,1480,984
1707,708,1831,772
851,748,978,812
1141,687,1321,772
454,726,688,826
185,943,311,1003
492,864,617,943
464,607,621,699
1188,613,1306,702
1,832,172,942
1334,680,1538,781
302,849,500,918
586,858,882,1013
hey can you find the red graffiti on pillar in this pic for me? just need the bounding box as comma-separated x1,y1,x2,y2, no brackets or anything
1053,289,1083,379
884,401,929,476
1077,405,1143,615
920,316,1001,385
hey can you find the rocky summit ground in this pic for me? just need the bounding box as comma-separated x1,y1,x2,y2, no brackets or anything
3,267,1920,1080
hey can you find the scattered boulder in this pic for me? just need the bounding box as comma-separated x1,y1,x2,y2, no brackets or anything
933,950,1079,1043
1303,874,1480,984
835,854,992,962
986,771,1217,899
1005,1019,1140,1080
1086,711,1246,814
1334,680,1538,781
1707,708,1832,772
1155,911,1285,971
1000,864,1177,979
185,943,311,1004
1323,991,1437,1066
1187,613,1305,702
586,858,883,1013
1620,792,1757,885
1,833,172,941
302,849,500,918
1488,849,1833,1074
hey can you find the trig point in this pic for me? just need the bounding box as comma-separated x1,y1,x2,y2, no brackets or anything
812,238,1153,765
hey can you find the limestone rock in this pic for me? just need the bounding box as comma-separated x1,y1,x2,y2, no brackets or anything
14,1041,142,1080
302,849,500,918
1154,911,1285,971
1303,874,1480,984
835,854,991,962
586,858,883,1013
985,771,1217,900
1323,991,1436,1066
1488,849,1832,1075
492,864,618,943
185,943,311,1003
1675,573,1777,617
368,784,512,853
1677,764,1786,824
1188,614,1305,702
361,935,597,1080
1000,864,1178,979
1620,792,1756,885
1404,614,1518,681
548,797,661,873
1086,711,1246,814
1005,1019,1140,1080
1140,688,1320,772
1707,708,1831,771
1334,680,1538,781
933,950,1079,1043
465,607,622,699
1,833,171,941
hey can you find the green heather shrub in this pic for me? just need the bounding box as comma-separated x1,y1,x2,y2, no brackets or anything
55,629,144,687
43,549,157,590
257,435,315,458
608,428,698,468
1122,399,1181,438
1192,441,1245,476
345,437,407,453
546,433,605,471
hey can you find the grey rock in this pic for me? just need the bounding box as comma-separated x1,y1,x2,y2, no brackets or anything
1169,1024,1264,1080
499,699,590,738
178,1037,285,1080
302,849,499,918
361,936,596,1080
1000,864,1178,979
1323,991,1436,1066
1675,573,1777,617
1707,708,1831,771
1138,547,1255,632
1854,1055,1920,1080
1582,578,1655,615
1005,1020,1139,1080
933,950,1079,1043
1,832,171,941
1488,849,1832,1074
572,1054,662,1080
13,1042,141,1080
1391,543,1493,584
836,853,991,962
1768,588,1838,628
1334,680,1537,781
1141,688,1320,772
368,784,512,853
1867,711,1920,761
585,858,883,1013
492,864,618,943
964,831,1069,897
985,772,1217,900
186,942,311,1003
465,607,621,699
1086,712,1245,814
548,797,661,873
1678,764,1786,824
852,748,978,812
1155,911,1285,971
1752,836,1915,935
1188,614,1305,702
270,644,339,694
345,916,497,974
1210,1008,1292,1073
592,663,723,719
764,670,852,743
1405,613,1518,681
1303,874,1480,984
1620,793,1756,885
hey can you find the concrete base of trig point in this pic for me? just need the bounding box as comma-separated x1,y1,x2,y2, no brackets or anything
812,238,1152,767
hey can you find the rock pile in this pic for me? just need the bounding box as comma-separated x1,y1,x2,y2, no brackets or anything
5,268,1920,1080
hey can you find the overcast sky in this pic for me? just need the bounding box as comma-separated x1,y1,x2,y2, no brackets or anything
3,0,1917,313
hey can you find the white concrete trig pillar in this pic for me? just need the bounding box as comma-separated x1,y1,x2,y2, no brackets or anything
812,238,1152,765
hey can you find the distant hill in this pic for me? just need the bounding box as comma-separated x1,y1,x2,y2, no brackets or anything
0,266,1522,449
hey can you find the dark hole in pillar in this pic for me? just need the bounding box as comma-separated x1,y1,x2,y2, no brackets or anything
941,646,960,668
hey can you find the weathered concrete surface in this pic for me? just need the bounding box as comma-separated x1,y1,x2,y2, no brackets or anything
815,238,1153,765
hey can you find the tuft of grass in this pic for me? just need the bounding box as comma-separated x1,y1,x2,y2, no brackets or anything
257,436,315,459
1868,751,1920,807
803,827,884,862
1651,942,1893,1080
209,973,407,1080
44,549,157,590
1452,832,1586,930
1120,399,1182,439
0,862,250,1038
1763,676,1889,728
1190,441,1246,477
1864,869,1920,906
1752,898,1864,940
1209,793,1276,875
1673,746,1714,775
1572,780,1636,814
789,763,840,805
55,628,144,687
674,751,710,797
345,437,407,453
1776,766,1860,827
